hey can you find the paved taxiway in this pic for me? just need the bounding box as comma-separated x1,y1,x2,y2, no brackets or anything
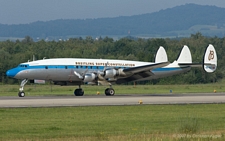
0,93,225,108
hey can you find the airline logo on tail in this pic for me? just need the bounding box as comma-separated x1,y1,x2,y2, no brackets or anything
204,44,217,73
208,50,214,61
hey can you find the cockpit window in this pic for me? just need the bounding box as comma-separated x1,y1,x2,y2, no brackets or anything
19,65,28,68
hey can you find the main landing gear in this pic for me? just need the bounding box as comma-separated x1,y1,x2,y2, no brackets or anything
18,79,28,97
105,83,115,96
74,85,84,96
74,86,115,96
105,88,115,96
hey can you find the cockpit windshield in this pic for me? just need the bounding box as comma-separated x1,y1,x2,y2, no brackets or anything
18,65,28,68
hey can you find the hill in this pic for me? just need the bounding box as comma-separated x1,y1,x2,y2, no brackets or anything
0,4,225,40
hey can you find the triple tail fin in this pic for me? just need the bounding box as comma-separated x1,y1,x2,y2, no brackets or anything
177,45,192,64
177,44,217,73
203,44,217,73
155,46,168,63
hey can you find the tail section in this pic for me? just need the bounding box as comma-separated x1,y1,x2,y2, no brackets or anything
177,45,192,64
203,44,217,73
155,46,168,63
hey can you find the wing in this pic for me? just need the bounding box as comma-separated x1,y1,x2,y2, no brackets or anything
115,61,170,84
106,46,169,84
123,62,170,73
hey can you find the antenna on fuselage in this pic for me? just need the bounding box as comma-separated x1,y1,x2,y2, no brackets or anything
33,55,35,61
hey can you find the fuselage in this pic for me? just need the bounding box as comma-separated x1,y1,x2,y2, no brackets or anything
6,58,190,82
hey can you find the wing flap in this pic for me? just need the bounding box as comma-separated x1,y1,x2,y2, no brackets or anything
116,71,154,84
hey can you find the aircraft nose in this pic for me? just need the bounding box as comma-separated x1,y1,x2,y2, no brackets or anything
6,69,17,78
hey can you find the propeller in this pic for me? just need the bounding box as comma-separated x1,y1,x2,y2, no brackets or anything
74,68,88,80
98,61,109,76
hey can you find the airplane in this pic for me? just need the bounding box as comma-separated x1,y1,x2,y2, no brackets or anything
6,44,217,97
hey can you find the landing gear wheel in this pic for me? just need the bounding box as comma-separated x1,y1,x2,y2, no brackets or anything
18,79,28,97
18,91,25,97
105,88,115,96
74,88,84,96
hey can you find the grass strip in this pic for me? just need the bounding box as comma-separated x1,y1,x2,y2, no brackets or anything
0,83,224,96
0,104,225,140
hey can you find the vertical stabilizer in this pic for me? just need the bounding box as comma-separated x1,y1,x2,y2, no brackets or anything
177,45,192,63
203,44,217,73
155,46,168,63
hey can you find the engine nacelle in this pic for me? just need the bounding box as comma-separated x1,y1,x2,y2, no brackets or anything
83,73,97,82
104,69,117,78
104,68,126,78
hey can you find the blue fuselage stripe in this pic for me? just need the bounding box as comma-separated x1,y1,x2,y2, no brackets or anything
6,63,184,78
15,65,183,71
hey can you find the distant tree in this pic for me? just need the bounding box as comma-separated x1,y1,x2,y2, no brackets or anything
191,32,203,40
22,36,34,43
85,36,94,43
103,36,114,43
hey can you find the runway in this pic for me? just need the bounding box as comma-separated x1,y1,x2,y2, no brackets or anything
0,93,225,108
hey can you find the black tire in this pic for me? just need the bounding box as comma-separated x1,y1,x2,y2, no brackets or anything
18,91,25,97
105,88,109,96
105,88,115,96
74,88,84,96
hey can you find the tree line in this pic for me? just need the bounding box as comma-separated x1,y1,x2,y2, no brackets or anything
0,33,224,85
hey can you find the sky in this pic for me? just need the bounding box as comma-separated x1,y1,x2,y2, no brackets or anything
0,0,225,25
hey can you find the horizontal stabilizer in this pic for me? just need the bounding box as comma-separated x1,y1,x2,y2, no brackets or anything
155,46,168,63
178,62,202,67
203,44,217,73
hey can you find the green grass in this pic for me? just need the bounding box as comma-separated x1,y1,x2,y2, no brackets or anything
1,83,225,140
0,83,224,96
0,104,225,140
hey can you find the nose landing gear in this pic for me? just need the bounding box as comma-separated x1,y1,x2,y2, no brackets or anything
18,79,28,97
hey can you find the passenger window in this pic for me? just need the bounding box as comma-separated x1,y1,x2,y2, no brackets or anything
65,66,68,69
45,66,48,69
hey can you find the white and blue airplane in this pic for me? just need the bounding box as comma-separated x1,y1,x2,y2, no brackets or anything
6,44,217,97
